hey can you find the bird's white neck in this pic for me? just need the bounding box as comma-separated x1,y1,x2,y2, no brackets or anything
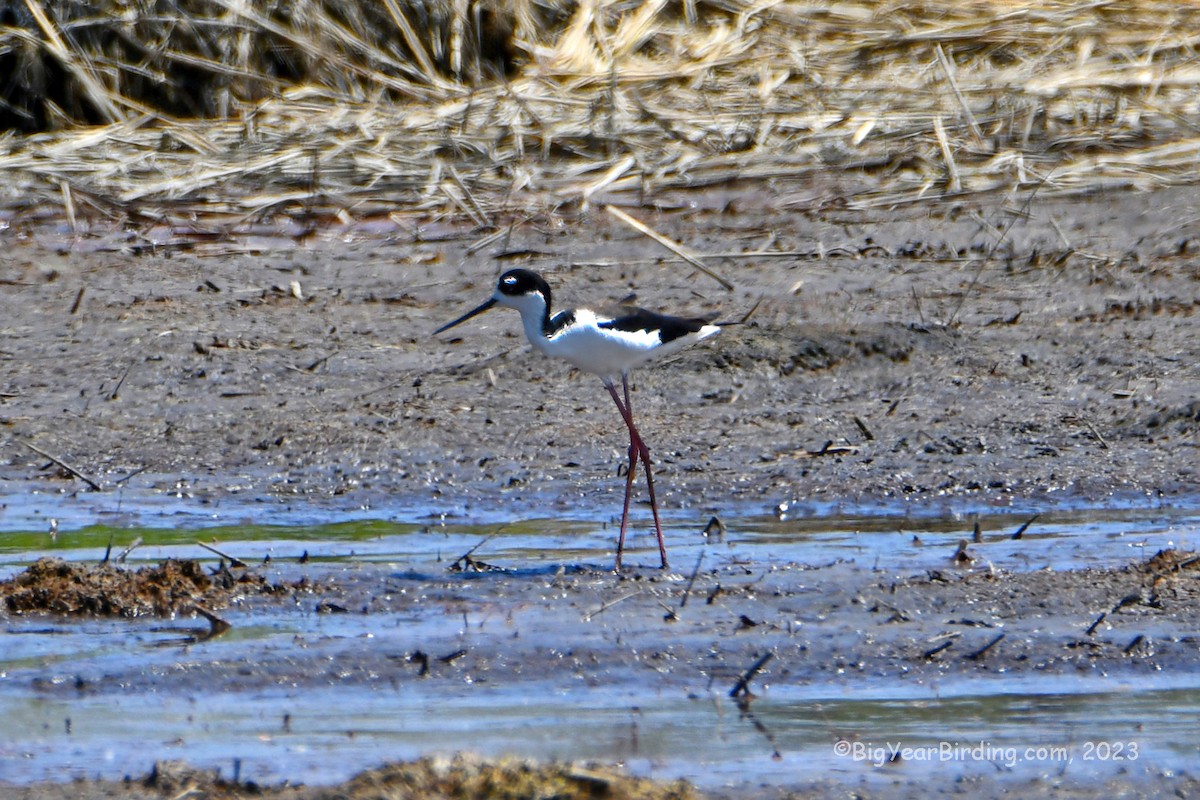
499,291,554,351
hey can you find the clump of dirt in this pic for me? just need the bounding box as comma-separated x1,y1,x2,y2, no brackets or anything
709,324,923,376
6,756,1200,800
0,557,272,617
135,756,699,800
1126,400,1200,438
322,755,698,800
1145,548,1200,577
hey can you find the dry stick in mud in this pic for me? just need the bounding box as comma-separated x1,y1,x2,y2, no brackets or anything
729,651,774,699
924,632,961,659
603,205,733,291
582,589,644,622
450,534,497,571
22,440,102,491
192,603,232,640
197,540,249,568
106,361,133,401
115,537,144,563
702,516,726,542
678,550,706,609
1012,515,1040,540
965,632,1006,661
945,176,1051,327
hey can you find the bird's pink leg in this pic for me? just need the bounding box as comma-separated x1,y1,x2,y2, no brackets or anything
604,376,669,570
624,373,668,569
605,381,639,571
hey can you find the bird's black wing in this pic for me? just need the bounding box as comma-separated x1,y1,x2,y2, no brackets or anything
598,307,712,344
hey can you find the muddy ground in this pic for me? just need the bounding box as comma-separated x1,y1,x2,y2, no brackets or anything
3,186,1199,514
2,183,1200,797
3,544,1200,799
2,185,1200,513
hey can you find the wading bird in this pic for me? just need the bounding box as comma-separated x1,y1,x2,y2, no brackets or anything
434,268,720,569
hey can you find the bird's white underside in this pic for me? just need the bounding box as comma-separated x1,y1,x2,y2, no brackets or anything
502,291,719,378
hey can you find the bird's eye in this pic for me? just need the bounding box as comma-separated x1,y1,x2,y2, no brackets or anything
503,277,516,285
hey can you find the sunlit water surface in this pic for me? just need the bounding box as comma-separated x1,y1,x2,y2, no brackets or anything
1,494,1198,789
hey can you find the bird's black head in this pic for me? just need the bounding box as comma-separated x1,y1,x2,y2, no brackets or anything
433,269,554,337
496,269,551,304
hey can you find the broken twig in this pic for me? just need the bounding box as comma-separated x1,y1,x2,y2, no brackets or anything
964,632,1006,661
729,651,774,698
604,205,733,290
22,440,102,491
196,541,249,568
1012,514,1040,540
582,588,643,622
679,549,705,609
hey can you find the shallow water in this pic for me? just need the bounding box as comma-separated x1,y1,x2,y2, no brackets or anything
4,680,1192,787
1,498,1198,790
2,498,1196,574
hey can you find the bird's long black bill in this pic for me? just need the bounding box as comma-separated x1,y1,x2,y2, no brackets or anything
433,297,497,335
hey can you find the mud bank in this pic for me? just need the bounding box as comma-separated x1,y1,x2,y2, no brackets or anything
3,185,1200,797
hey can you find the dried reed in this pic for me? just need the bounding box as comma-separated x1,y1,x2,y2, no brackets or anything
1,0,1197,234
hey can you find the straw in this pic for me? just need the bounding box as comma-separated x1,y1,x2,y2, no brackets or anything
0,0,1196,235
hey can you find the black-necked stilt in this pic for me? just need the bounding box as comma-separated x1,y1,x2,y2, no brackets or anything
434,268,721,570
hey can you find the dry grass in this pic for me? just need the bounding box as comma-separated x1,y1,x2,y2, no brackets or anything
0,556,268,617
134,755,700,799
1,0,1198,237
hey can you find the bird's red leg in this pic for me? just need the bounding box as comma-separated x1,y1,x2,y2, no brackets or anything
605,380,639,571
623,373,668,569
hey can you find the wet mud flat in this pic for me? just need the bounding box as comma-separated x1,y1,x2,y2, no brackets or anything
2,186,1199,519
3,513,1200,799
1,184,1200,797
